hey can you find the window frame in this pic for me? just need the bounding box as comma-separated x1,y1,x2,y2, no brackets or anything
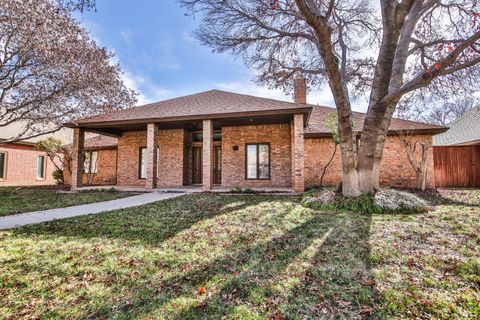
0,152,7,180
138,146,160,179
138,147,147,179
36,155,46,180
245,143,271,180
83,150,98,174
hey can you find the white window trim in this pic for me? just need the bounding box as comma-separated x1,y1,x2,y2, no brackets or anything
36,155,46,180
0,151,7,180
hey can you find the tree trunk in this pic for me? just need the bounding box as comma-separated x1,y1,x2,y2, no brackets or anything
341,167,361,197
320,143,338,187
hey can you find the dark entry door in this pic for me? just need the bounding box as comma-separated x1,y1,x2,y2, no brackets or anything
213,146,222,185
192,147,202,184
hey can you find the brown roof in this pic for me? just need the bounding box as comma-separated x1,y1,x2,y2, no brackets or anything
66,89,446,136
305,106,447,136
65,134,118,149
69,90,311,126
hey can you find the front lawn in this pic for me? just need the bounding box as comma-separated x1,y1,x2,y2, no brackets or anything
0,191,478,319
0,187,134,216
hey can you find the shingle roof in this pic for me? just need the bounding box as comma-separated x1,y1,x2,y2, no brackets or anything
433,107,480,146
305,105,447,136
64,134,118,149
67,89,446,136
71,90,309,125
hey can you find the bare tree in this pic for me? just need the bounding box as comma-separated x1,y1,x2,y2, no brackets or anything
398,99,475,125
180,0,480,196
319,112,340,187
85,151,99,186
398,131,431,190
0,0,136,142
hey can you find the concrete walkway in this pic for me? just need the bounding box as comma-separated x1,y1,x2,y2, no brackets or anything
0,192,184,230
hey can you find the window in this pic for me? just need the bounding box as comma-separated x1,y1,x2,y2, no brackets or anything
192,132,222,142
139,147,148,179
139,147,160,179
246,143,270,179
36,155,46,179
0,152,6,179
84,151,98,174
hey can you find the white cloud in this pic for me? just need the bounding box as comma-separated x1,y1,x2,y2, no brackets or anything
121,71,173,105
181,30,197,44
120,29,133,45
155,38,182,70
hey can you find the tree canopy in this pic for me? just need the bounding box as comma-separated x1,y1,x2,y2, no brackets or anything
0,0,136,142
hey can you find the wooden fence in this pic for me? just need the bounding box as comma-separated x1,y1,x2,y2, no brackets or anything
433,145,480,188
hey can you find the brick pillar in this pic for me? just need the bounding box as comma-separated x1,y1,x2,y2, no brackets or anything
292,114,305,192
71,127,85,190
202,119,213,191
146,123,158,190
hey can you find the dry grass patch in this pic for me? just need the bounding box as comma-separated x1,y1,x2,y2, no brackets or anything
0,190,478,319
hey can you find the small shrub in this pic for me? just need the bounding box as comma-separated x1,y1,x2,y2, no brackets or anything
302,188,428,214
230,187,256,194
243,187,255,194
52,169,64,185
231,187,243,193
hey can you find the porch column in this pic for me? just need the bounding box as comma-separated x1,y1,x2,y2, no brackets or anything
292,114,305,192
202,119,213,191
71,127,85,190
146,123,158,190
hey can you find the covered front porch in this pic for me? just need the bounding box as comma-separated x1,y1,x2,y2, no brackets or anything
69,111,308,193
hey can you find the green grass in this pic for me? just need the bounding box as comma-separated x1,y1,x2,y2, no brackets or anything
0,190,478,319
0,187,134,216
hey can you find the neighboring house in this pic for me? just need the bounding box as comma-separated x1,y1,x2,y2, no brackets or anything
433,106,480,187
64,79,447,192
0,123,72,187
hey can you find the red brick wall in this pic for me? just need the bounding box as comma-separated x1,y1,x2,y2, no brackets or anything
380,135,435,188
0,144,63,186
116,130,184,187
222,123,292,188
304,134,436,189
64,149,117,186
62,126,436,191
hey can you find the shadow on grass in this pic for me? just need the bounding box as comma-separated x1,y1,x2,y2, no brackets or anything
414,188,480,207
13,194,258,246
100,210,376,318
165,212,379,319
9,194,380,319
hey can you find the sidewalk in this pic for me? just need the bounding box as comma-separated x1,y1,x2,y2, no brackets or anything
0,192,184,230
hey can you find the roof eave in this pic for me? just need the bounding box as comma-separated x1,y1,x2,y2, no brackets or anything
304,127,449,138
64,107,313,128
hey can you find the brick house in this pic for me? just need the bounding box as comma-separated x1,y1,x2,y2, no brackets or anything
65,79,447,192
0,124,71,187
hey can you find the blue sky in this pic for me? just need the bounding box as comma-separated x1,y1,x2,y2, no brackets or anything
77,0,342,108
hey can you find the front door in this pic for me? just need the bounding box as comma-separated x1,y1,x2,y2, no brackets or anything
192,147,202,184
213,146,222,185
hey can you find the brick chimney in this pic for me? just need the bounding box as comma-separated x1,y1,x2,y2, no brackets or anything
294,76,307,104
